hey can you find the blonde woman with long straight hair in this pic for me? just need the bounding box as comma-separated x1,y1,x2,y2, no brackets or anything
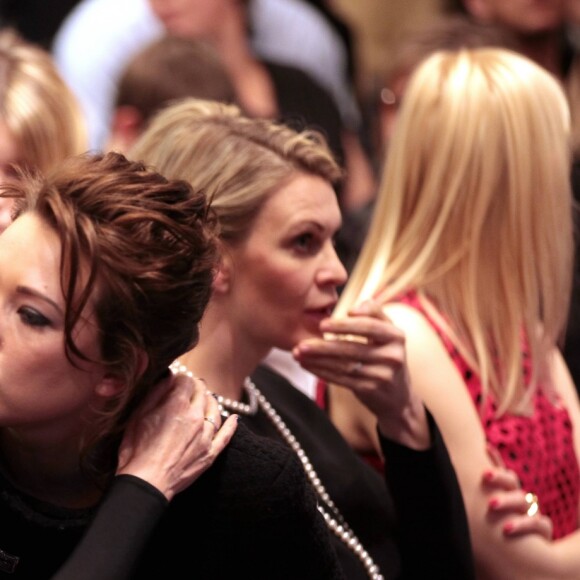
302,47,580,578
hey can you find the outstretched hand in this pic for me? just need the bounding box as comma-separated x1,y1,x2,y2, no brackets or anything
117,371,237,501
293,299,430,449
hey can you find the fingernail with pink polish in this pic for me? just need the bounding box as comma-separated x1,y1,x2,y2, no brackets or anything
503,523,514,535
483,470,494,482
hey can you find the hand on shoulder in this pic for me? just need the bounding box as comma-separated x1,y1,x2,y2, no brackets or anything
117,371,238,500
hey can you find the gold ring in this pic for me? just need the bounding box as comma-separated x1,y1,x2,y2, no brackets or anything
524,492,539,517
204,416,218,432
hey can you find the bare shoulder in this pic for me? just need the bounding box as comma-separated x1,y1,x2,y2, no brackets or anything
382,302,462,399
382,302,441,348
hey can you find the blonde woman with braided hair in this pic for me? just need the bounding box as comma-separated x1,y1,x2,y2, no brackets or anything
129,97,558,579
308,48,580,578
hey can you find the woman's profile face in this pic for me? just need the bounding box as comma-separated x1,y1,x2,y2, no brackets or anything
0,213,113,437
224,172,347,351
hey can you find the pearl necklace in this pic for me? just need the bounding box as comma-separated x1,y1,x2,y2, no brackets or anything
170,361,258,416
170,360,384,580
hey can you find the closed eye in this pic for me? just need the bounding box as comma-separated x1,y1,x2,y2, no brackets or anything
18,306,51,328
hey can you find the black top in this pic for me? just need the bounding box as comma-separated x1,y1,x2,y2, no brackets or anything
0,422,342,579
26,366,474,580
248,364,475,580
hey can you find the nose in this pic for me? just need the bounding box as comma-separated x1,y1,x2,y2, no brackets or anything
317,243,348,288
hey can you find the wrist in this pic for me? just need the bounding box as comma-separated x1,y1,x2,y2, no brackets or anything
116,465,174,501
377,394,431,450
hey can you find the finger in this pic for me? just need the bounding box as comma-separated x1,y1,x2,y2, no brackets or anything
185,381,220,438
488,490,533,514
210,414,238,453
202,392,223,432
319,317,404,347
300,353,402,389
482,466,520,491
349,299,389,320
204,390,222,418
295,338,405,368
300,360,366,385
486,443,507,469
188,377,211,416
202,415,220,435
503,514,553,540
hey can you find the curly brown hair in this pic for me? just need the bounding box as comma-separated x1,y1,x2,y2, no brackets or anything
5,151,218,481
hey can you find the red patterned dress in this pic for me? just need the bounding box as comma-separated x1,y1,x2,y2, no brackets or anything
398,291,580,539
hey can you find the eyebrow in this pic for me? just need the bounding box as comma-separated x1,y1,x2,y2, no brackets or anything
16,285,64,315
290,219,343,232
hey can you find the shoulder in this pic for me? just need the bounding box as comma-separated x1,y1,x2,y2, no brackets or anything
198,422,311,509
170,421,323,544
226,420,296,469
383,301,434,337
383,302,451,376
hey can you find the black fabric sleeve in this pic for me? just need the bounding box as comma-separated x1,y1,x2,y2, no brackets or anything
380,410,476,580
52,475,168,580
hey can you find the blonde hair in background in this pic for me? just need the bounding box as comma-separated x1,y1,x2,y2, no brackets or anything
0,29,87,173
338,48,573,414
130,98,342,245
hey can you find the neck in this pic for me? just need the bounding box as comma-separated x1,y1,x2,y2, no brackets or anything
207,13,278,119
210,2,251,62
0,427,100,508
178,304,270,401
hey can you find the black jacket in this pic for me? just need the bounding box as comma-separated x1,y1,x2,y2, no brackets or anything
0,423,342,579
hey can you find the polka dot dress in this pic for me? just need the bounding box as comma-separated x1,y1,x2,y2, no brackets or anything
399,291,580,539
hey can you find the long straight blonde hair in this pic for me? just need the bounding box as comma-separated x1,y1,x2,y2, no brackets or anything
338,48,574,414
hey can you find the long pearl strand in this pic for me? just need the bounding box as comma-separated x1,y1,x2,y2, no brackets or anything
170,360,384,580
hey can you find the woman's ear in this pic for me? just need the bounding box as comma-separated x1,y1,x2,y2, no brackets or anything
95,351,149,398
95,374,125,398
212,255,232,295
105,105,144,154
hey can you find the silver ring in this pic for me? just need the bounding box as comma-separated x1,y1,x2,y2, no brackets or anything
525,492,539,517
350,361,364,375
204,416,218,432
